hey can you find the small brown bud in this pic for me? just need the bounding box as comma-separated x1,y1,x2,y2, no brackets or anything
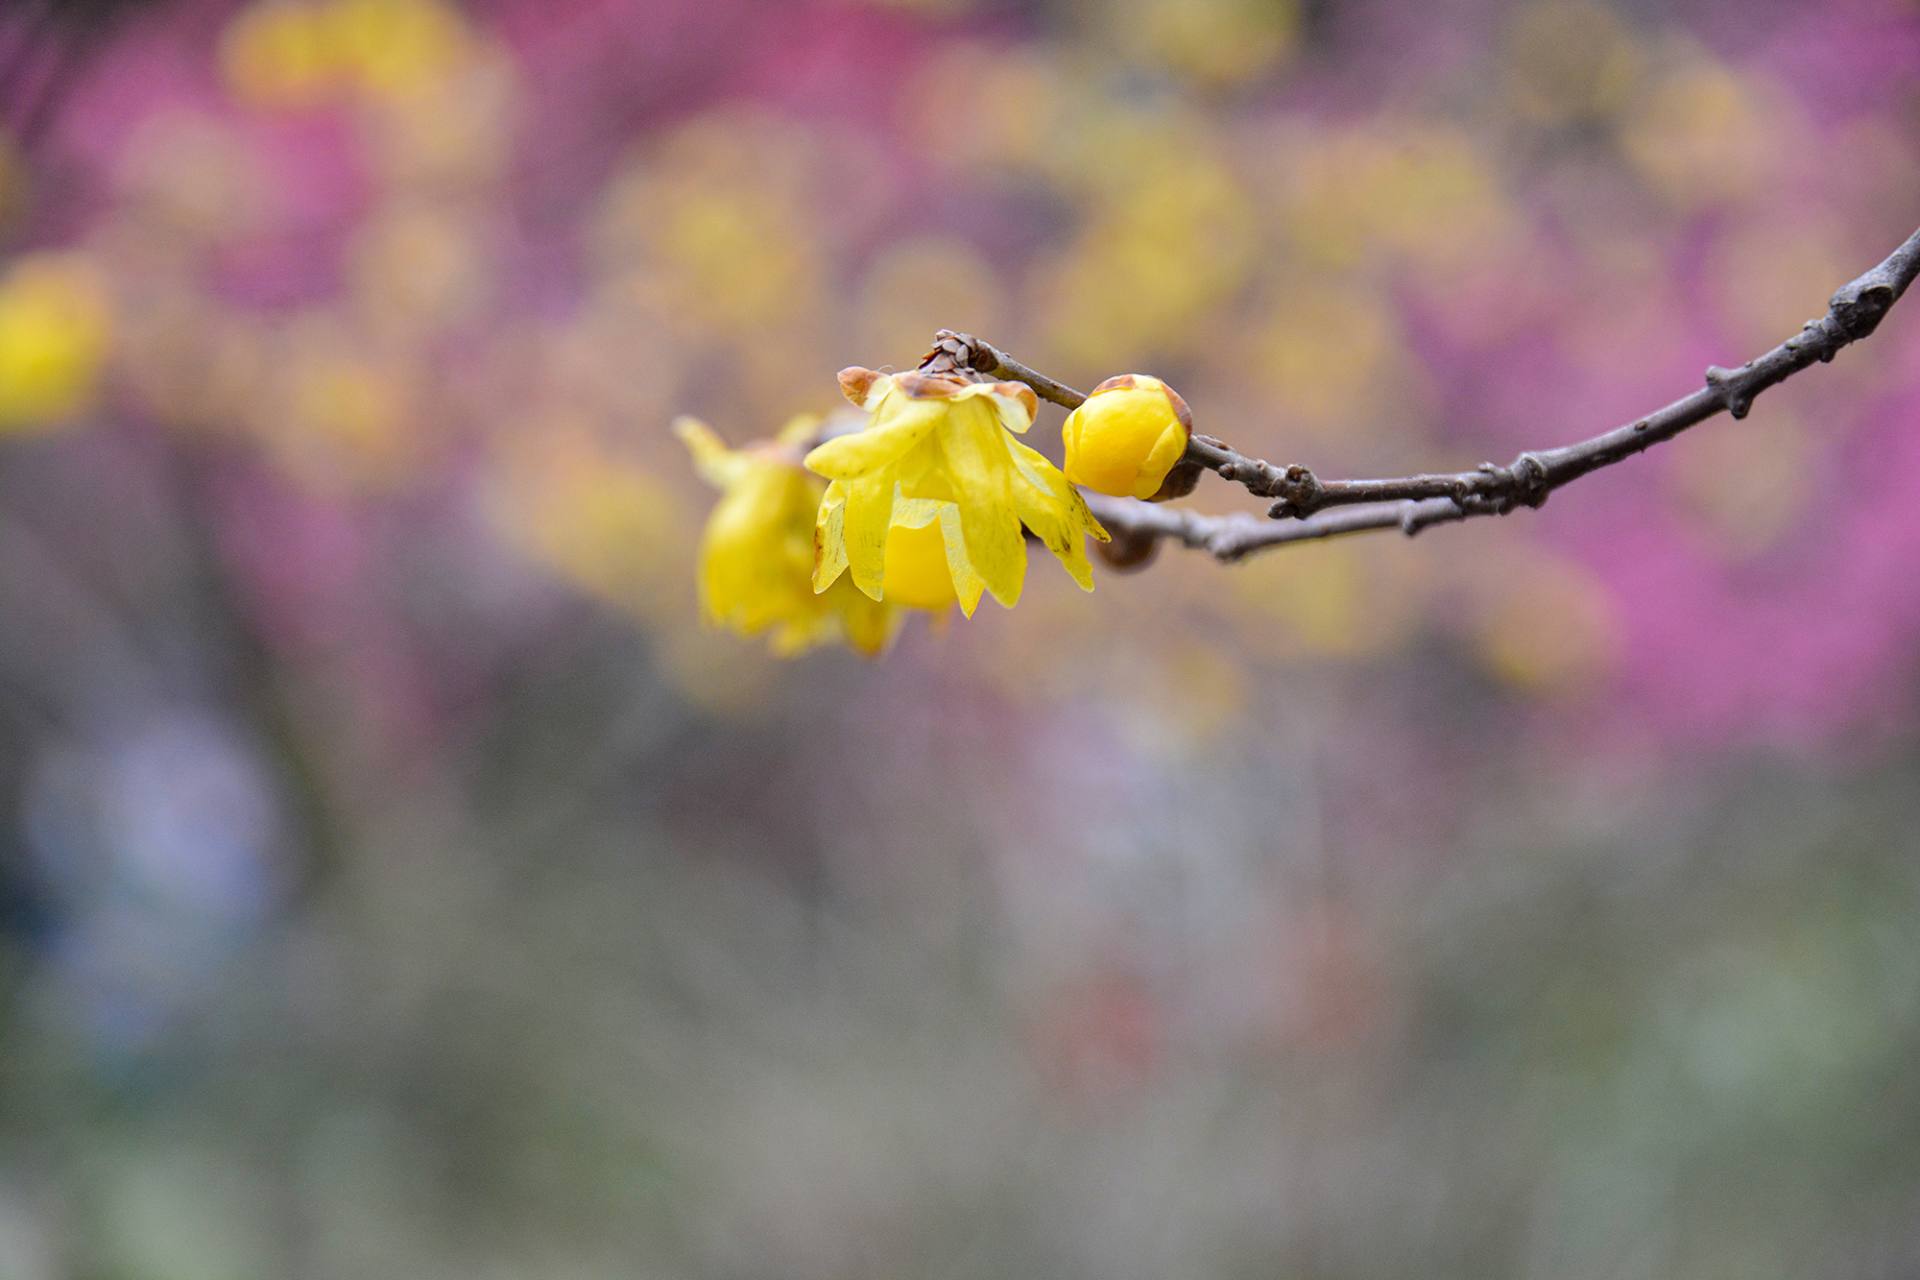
1148,456,1205,502
1095,526,1161,571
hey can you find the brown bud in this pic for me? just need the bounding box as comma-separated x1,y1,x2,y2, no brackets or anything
1147,456,1205,502
1094,526,1161,572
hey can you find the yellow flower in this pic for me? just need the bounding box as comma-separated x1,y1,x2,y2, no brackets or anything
806,369,1108,615
1061,374,1192,498
677,415,898,657
0,253,111,434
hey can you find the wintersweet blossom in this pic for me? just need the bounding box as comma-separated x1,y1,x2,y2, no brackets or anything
1061,374,1192,499
677,415,897,656
806,369,1108,615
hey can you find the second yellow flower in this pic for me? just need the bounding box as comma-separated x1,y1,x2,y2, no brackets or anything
806,369,1109,615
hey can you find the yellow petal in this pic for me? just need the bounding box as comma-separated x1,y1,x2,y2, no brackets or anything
698,463,822,634
812,482,850,593
939,503,988,618
951,379,1038,434
892,495,944,528
936,405,1026,608
881,517,958,611
896,439,957,503
1011,438,1110,545
1006,440,1103,591
803,391,944,480
674,416,751,489
841,472,896,600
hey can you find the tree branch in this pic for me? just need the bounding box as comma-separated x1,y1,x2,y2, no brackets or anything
1078,492,1474,562
928,222,1920,562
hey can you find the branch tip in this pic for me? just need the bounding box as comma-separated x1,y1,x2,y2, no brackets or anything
928,221,1920,565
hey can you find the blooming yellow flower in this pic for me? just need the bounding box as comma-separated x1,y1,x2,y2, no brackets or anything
1061,374,1192,499
677,415,899,657
0,253,112,434
806,369,1108,615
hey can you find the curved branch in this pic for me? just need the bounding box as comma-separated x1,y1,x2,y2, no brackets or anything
934,222,1920,562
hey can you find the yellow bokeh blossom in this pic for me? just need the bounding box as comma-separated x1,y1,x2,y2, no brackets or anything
486,411,687,626
0,253,112,433
330,0,469,102
220,3,340,109
1465,549,1621,695
806,370,1108,615
1280,123,1513,274
259,318,427,492
1109,0,1300,87
221,0,469,109
1620,57,1792,210
1039,118,1258,367
1501,1,1641,127
678,415,901,657
1061,374,1191,499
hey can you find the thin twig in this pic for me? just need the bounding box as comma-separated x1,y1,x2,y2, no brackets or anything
928,222,1920,562
1078,492,1470,562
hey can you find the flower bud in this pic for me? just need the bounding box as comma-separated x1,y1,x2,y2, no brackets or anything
1094,525,1161,572
1061,374,1192,499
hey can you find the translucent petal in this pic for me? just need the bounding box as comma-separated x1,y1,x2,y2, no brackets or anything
938,408,1027,608
803,393,944,480
939,502,988,618
892,495,944,529
1009,438,1110,540
841,472,897,600
951,379,1037,435
896,437,957,503
812,482,850,593
1007,438,1107,592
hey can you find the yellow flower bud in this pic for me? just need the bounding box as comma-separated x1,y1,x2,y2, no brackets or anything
1061,374,1192,499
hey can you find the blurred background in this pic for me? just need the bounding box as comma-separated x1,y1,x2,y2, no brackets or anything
2,0,1920,1275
